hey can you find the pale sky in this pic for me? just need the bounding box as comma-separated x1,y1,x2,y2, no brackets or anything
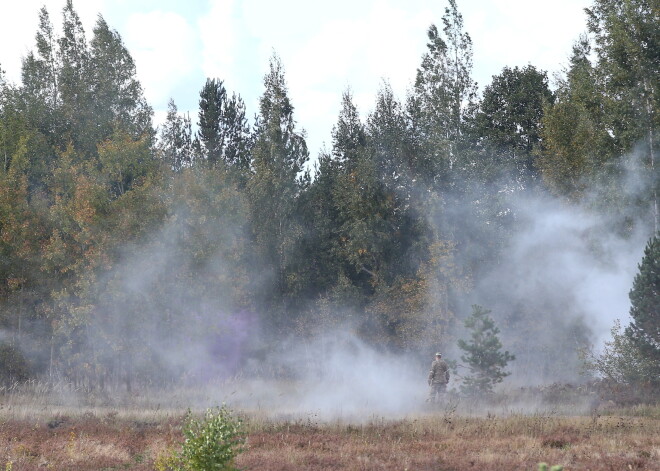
1,0,592,156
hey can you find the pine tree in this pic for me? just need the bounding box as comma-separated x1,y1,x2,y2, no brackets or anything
159,99,195,172
458,305,515,395
331,84,424,289
293,150,342,298
197,78,226,166
294,91,365,296
197,78,251,170
26,7,60,110
247,53,308,322
625,233,660,385
332,89,366,169
367,82,408,189
221,92,251,172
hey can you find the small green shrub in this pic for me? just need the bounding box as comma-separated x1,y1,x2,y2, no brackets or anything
178,406,245,471
153,446,181,471
538,463,564,471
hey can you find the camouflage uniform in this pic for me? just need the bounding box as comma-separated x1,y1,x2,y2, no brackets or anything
427,357,449,402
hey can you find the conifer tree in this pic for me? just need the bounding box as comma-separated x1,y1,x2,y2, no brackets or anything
332,89,366,169
221,92,251,171
248,54,308,320
159,99,194,172
197,78,251,170
295,91,365,296
197,78,226,166
625,233,660,384
367,82,408,189
331,84,425,289
458,305,515,395
25,7,60,110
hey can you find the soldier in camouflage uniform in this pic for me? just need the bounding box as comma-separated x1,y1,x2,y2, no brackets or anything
427,352,449,403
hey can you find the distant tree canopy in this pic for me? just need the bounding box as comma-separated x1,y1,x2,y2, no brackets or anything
471,65,553,183
0,0,657,390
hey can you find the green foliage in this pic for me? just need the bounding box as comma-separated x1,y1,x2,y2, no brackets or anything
89,15,153,143
597,0,660,231
458,305,515,395
159,99,195,172
626,233,660,372
471,65,553,182
584,234,660,389
584,235,660,389
582,320,657,387
196,78,251,169
538,464,563,471
413,0,477,187
19,2,153,159
332,89,366,165
538,36,618,204
0,0,657,391
247,53,309,323
153,447,182,471
586,0,659,152
98,130,156,197
178,406,245,471
0,343,31,384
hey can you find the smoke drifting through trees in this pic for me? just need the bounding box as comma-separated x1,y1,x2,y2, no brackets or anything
0,0,657,413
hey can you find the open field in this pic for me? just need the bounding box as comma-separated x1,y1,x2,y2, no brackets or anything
1,389,658,471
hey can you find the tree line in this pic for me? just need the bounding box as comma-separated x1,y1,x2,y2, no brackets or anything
0,0,657,390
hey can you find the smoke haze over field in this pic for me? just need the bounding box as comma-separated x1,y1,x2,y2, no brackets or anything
59,177,649,416
1,0,656,421
0,163,650,418
468,192,647,384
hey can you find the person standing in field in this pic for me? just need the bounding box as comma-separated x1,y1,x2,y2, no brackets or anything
427,352,450,403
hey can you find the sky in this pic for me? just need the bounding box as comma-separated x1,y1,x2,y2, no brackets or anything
1,0,592,157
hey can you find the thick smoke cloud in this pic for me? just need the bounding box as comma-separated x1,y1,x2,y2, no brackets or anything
70,166,648,415
466,191,648,384
229,331,428,419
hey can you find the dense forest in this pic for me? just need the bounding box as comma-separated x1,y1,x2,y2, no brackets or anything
0,0,657,391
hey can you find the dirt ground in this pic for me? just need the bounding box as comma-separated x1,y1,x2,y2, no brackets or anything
1,406,659,470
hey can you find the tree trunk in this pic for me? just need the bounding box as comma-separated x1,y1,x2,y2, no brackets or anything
49,334,54,381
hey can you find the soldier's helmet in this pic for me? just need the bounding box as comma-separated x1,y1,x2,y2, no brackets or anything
435,352,442,357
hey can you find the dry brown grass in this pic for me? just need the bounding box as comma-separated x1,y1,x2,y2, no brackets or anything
1,402,658,470
237,413,660,470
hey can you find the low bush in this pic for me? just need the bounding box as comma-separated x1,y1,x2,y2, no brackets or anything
175,406,245,471
538,463,563,471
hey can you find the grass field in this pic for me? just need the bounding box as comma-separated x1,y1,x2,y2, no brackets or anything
1,384,658,470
